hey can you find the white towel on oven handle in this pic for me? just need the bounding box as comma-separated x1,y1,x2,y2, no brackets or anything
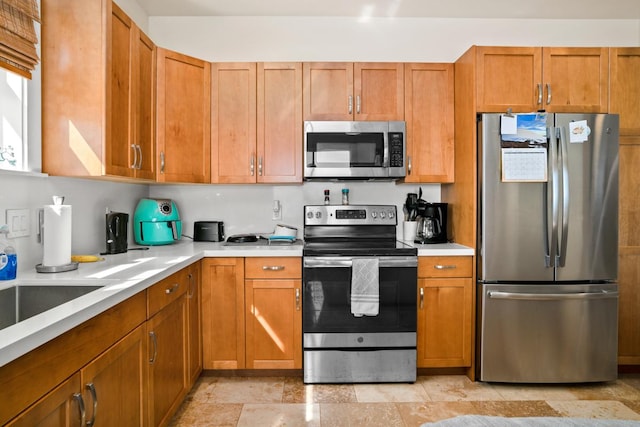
350,258,379,317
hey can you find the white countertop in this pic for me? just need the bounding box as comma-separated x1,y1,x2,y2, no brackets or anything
0,240,473,367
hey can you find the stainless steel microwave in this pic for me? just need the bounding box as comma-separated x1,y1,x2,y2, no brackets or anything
303,121,406,180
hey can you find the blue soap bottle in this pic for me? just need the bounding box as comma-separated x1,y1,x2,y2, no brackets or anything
0,225,17,280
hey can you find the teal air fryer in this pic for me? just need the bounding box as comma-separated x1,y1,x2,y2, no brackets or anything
133,198,182,245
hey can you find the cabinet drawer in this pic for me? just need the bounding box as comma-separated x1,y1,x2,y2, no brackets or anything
148,269,188,317
245,257,301,279
418,256,472,278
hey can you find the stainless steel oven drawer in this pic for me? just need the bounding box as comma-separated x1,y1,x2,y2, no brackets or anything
304,349,416,383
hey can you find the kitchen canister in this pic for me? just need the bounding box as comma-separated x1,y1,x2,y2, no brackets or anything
36,196,78,273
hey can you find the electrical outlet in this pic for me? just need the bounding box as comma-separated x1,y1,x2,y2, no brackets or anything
272,200,282,220
6,209,30,238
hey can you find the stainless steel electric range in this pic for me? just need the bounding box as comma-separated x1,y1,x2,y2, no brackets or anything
302,204,418,383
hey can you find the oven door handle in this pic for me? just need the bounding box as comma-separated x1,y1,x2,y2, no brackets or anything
304,256,417,268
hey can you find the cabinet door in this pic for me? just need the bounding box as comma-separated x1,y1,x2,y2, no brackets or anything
354,62,404,121
147,297,188,427
186,262,203,387
156,48,211,183
303,62,354,120
257,62,303,183
475,46,542,112
80,325,147,427
610,48,640,136
404,63,454,183
106,3,134,178
542,47,608,113
618,138,640,365
6,374,82,427
417,278,472,368
132,27,156,180
211,63,257,183
201,258,246,369
245,279,302,369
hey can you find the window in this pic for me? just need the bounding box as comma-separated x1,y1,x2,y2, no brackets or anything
0,68,27,171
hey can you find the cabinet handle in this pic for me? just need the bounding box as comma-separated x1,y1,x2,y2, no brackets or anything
348,95,353,114
250,156,255,176
356,95,361,114
136,144,143,169
130,144,138,169
73,393,86,426
258,156,263,176
262,265,285,271
419,287,424,310
165,283,179,294
160,151,165,174
537,83,543,105
546,83,552,105
187,273,194,298
407,156,412,174
434,264,457,270
85,382,98,427
295,288,300,311
149,331,158,364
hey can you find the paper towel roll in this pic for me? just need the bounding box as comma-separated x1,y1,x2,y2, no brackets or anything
43,204,72,267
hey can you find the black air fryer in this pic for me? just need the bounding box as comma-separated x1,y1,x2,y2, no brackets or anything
105,212,129,254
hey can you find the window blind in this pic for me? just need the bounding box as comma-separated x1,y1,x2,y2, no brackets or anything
0,0,40,78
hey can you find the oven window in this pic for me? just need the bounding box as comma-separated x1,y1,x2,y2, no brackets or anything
303,266,416,333
306,132,384,167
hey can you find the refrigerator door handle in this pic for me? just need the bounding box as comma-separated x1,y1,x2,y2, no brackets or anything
547,127,559,268
487,290,618,301
558,126,570,267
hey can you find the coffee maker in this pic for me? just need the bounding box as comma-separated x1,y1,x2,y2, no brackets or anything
414,202,448,244
105,212,129,254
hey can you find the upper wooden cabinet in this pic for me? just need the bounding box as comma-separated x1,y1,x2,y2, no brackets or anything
610,48,640,136
303,62,404,121
106,4,156,180
404,63,455,183
42,0,156,181
211,62,302,183
475,46,608,113
156,48,211,183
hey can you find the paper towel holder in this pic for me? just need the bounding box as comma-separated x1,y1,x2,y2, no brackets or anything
35,196,79,273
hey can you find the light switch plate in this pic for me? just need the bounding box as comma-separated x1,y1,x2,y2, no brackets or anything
6,209,30,238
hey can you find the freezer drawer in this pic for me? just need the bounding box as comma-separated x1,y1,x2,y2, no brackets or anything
478,283,618,383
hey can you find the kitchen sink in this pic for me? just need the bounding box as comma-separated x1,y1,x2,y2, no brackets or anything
0,284,104,330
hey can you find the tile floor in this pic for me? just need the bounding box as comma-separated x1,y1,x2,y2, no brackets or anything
169,374,640,426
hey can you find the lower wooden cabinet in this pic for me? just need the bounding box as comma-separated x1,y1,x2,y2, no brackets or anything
202,257,246,369
3,263,203,427
147,296,188,427
186,262,203,386
245,258,302,369
80,324,148,426
202,257,302,370
5,315,148,427
417,256,473,368
6,374,82,427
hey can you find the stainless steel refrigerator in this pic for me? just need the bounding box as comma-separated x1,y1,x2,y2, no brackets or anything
477,113,619,383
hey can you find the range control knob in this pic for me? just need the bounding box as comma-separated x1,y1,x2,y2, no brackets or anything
315,211,322,219
380,211,386,219
306,211,313,219
388,210,395,219
371,211,378,219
